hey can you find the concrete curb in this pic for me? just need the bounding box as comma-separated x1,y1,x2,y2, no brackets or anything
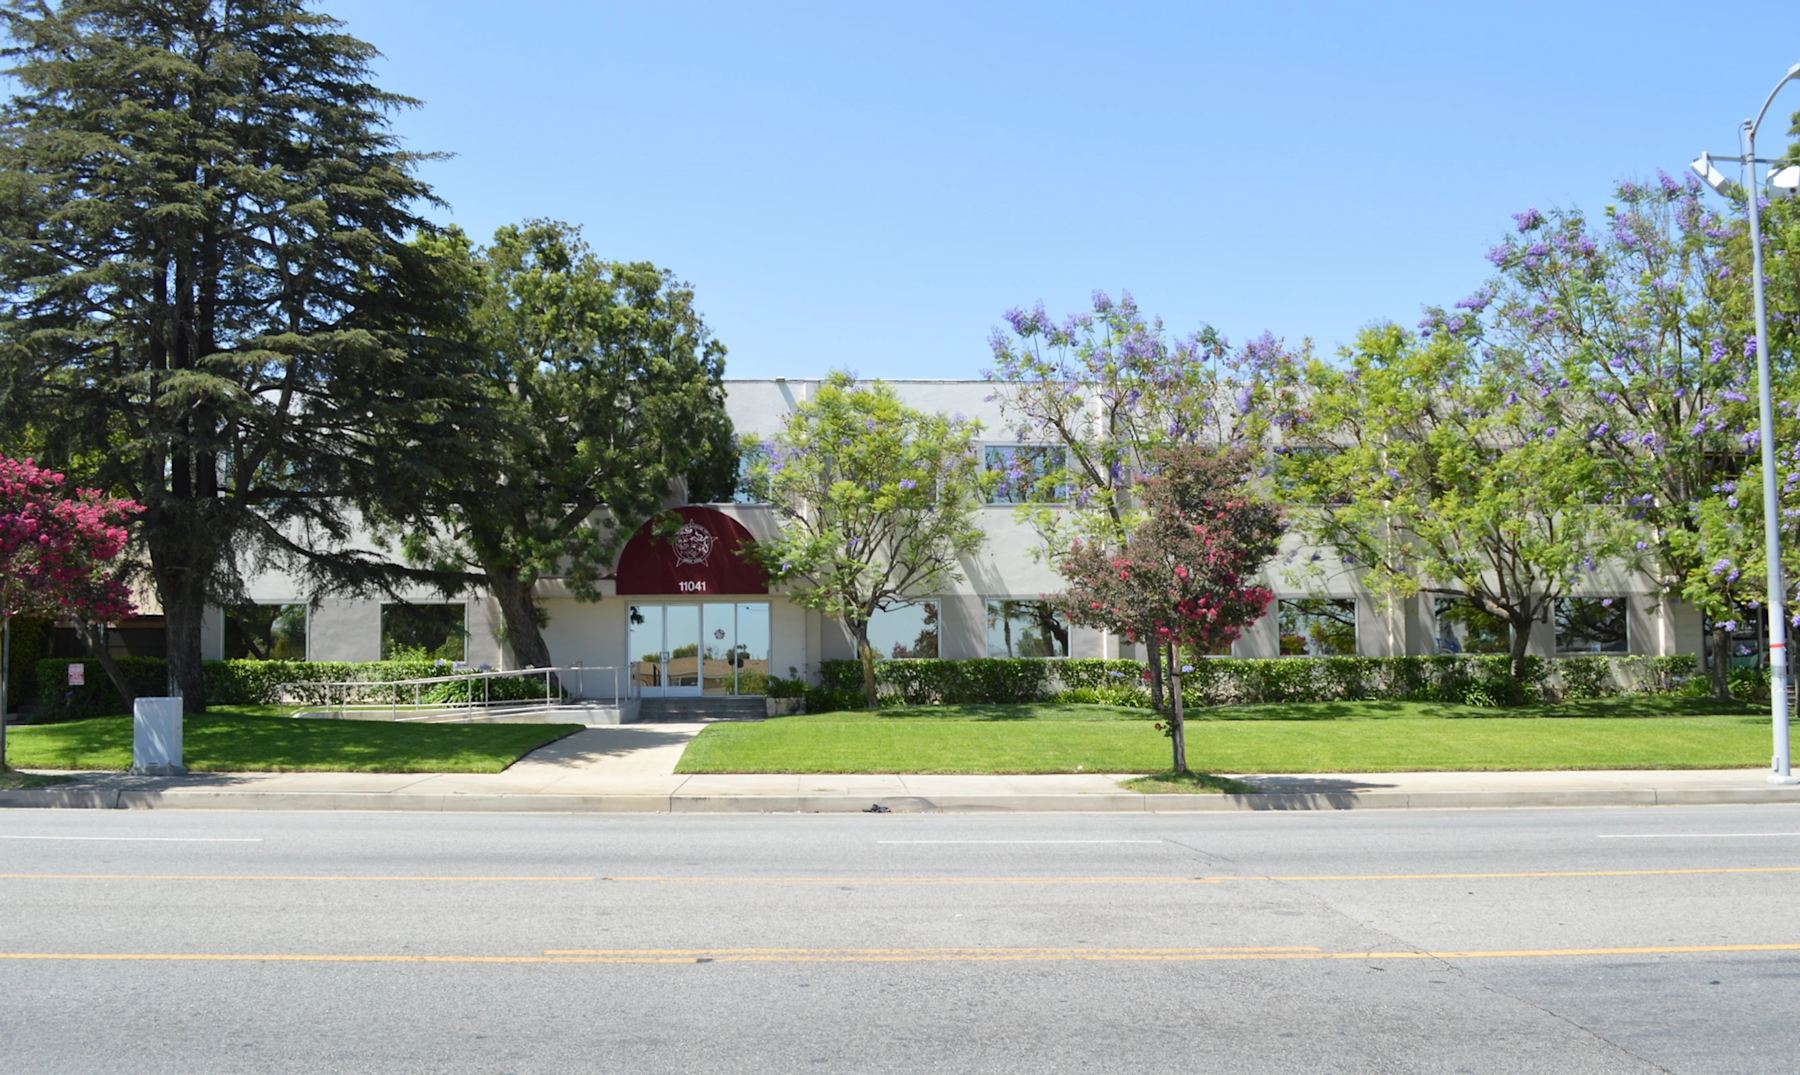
8,784,1800,813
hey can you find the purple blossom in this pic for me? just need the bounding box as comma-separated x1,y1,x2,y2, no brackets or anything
1709,339,1726,364
1636,541,1648,551
1712,558,1733,576
898,478,916,490
1512,206,1543,231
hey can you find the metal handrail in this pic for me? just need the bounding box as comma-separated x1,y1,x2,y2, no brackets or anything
284,664,627,721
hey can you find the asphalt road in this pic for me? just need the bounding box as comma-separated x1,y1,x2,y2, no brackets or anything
4,805,1800,1074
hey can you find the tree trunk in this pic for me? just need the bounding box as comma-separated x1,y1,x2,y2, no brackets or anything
1147,641,1165,712
1167,642,1187,773
1,616,10,771
1712,623,1733,700
162,576,208,711
487,572,552,670
72,619,135,711
854,625,879,710
1507,619,1532,706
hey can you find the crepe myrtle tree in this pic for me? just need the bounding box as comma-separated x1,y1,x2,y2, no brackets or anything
1051,446,1282,772
0,458,140,770
1287,324,1634,691
985,289,1304,708
744,372,991,708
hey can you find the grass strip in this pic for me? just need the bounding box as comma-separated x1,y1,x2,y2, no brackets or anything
6,709,580,774
675,711,1779,774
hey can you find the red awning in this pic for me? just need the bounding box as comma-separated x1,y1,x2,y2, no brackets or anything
614,506,768,596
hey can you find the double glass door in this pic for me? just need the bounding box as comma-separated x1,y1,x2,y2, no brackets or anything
629,602,771,696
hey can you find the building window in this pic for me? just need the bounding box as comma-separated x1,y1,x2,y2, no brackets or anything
731,445,765,505
380,602,467,661
869,601,939,659
1555,597,1627,654
985,600,1070,658
985,445,1067,504
1278,597,1356,656
1433,597,1511,655
223,604,308,661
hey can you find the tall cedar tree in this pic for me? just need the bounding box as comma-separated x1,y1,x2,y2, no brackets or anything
0,0,483,706
401,221,735,670
1052,446,1282,772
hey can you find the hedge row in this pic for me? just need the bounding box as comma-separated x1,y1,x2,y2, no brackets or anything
33,657,553,721
811,654,1703,711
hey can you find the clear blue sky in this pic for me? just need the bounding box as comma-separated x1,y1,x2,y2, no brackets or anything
330,0,1800,379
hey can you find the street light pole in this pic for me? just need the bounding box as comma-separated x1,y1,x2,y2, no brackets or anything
1697,62,1800,784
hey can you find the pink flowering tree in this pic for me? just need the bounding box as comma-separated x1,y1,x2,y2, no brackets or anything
1050,447,1283,772
0,458,140,769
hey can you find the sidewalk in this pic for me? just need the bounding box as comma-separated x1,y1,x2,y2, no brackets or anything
7,724,1800,812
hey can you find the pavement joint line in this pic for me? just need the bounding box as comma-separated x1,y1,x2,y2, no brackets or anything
8,865,1799,884
6,943,1800,964
599,866,1800,884
0,835,263,843
1596,832,1800,838
0,874,597,882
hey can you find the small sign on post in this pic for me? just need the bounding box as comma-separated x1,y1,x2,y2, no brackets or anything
67,663,84,687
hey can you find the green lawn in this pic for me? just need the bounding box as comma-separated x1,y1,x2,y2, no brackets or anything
673,698,1778,775
6,706,581,773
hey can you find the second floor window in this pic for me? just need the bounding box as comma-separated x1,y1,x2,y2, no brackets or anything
985,445,1068,504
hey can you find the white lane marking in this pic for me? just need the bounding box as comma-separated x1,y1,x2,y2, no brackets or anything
0,836,262,843
1598,832,1800,839
877,840,1167,845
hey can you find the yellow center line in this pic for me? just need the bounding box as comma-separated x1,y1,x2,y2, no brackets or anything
0,874,595,883
3,943,1798,965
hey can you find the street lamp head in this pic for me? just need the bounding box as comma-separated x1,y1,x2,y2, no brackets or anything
1789,61,1800,81
1692,152,1732,194
1771,165,1800,200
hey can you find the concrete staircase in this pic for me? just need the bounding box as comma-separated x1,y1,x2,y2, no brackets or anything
635,696,765,723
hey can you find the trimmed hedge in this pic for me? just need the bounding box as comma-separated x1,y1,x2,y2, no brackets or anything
809,654,1702,712
33,656,556,721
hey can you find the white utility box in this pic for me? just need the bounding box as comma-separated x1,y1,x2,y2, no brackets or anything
131,697,185,775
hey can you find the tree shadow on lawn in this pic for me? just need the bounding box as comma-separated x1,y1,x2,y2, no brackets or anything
1193,700,1464,721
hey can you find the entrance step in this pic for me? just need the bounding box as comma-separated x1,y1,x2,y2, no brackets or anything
636,696,766,723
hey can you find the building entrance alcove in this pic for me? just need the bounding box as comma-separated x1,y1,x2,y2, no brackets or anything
629,602,770,697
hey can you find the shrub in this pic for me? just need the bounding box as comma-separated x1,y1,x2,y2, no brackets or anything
817,658,1056,706
763,675,807,699
34,656,559,719
804,685,867,714
1555,655,1612,700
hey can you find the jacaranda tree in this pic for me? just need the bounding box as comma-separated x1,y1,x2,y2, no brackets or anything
985,289,1303,708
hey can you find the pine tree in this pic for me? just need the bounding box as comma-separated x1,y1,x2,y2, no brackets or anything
0,0,482,706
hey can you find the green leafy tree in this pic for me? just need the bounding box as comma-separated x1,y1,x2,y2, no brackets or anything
399,221,734,669
1289,324,1632,687
745,373,989,707
0,0,481,706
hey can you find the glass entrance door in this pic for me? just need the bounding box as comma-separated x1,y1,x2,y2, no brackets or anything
630,602,769,696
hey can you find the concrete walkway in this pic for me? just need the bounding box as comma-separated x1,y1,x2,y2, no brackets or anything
8,720,1800,812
